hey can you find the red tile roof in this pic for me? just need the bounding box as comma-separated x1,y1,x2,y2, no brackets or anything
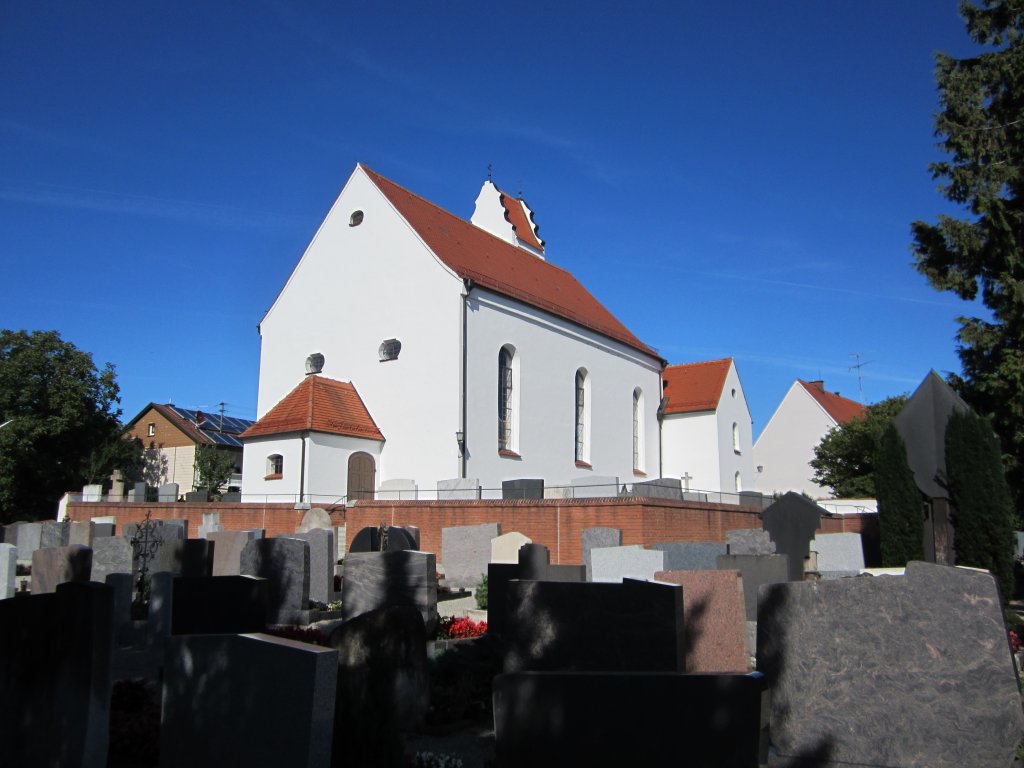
662,359,732,414
241,376,384,440
798,379,865,425
360,165,659,359
500,192,545,252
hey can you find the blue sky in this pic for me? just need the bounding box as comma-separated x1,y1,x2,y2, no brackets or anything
1,1,985,438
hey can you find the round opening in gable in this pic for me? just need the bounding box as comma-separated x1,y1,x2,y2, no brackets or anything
349,210,364,227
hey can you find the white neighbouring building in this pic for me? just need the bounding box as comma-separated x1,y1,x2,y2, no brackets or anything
241,164,668,502
752,379,866,497
659,358,755,495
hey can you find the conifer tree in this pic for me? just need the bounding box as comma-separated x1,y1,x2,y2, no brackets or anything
875,424,925,567
911,0,1024,508
945,409,1016,595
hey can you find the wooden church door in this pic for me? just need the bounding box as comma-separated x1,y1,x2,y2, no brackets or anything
347,452,376,501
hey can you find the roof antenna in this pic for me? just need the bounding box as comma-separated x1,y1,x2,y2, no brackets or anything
487,163,493,181
849,353,873,403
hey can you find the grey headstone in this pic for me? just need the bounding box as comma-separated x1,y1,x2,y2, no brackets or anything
810,532,865,574
441,522,501,588
590,545,664,583
494,672,767,767
40,520,69,549
127,482,147,502
490,531,532,563
90,518,116,537
630,478,683,500
683,491,709,502
717,553,791,620
160,633,337,768
68,521,94,548
81,484,103,502
91,537,133,584
377,479,418,501
157,483,179,502
582,527,622,582
341,550,438,635
502,478,545,500
1016,532,1024,559
649,541,728,571
0,581,114,768
437,477,481,500
148,572,174,644
184,490,208,503
0,544,16,599
221,491,241,502
198,513,222,539
761,492,824,582
287,529,337,604
726,529,776,555
240,538,310,624
504,578,685,672
758,562,1024,768
208,530,254,576
161,518,189,540
738,490,767,508
31,545,92,594
17,522,42,560
297,507,333,533
570,475,621,498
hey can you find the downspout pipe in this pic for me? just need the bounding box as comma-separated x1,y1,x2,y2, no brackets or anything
460,278,474,478
299,431,308,502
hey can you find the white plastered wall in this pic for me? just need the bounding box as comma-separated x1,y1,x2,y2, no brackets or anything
715,362,755,492
660,411,721,491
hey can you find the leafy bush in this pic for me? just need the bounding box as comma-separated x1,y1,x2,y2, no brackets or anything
474,573,488,610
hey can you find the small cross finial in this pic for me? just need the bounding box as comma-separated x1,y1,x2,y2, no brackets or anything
487,163,493,181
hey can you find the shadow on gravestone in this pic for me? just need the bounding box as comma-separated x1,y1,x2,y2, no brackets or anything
761,492,824,582
341,551,438,636
349,526,417,554
329,605,428,768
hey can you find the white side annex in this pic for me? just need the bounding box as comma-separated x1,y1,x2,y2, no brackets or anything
243,164,664,501
660,359,754,494
752,379,865,497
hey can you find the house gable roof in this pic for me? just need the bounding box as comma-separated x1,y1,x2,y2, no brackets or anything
499,191,545,252
798,379,865,425
360,165,659,360
240,376,384,441
124,403,254,448
662,358,733,414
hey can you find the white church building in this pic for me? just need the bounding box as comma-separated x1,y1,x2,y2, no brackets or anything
240,164,751,502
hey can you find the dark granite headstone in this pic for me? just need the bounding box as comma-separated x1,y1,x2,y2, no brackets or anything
31,545,92,594
758,562,1024,768
160,633,337,768
349,525,417,554
240,538,310,624
761,492,823,582
286,529,337,604
169,576,269,635
184,490,208,503
717,553,790,620
649,541,727,571
0,581,114,768
503,578,684,673
221,491,241,502
502,478,545,500
341,550,437,635
630,477,683,500
91,537,133,584
152,538,214,577
494,672,767,767
582,527,622,581
487,545,586,637
40,520,69,549
92,522,115,538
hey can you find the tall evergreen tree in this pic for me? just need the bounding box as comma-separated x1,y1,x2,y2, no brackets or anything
875,424,925,567
945,408,1016,595
911,0,1024,509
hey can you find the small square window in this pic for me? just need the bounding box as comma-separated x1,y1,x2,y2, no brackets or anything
147,423,155,437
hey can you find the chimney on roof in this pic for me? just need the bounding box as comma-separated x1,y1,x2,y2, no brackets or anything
470,179,545,259
808,380,825,392
196,411,206,426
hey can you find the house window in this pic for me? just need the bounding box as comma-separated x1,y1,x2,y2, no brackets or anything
633,387,645,472
147,422,155,437
498,346,517,453
378,338,401,362
575,368,590,463
266,454,283,479
349,210,364,227
732,422,741,453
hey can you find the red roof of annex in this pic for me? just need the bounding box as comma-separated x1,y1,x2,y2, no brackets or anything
798,379,865,424
662,359,733,414
241,376,384,441
361,165,659,359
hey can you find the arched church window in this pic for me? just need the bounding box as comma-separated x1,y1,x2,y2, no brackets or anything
266,454,283,479
575,369,589,463
498,346,516,452
633,387,645,472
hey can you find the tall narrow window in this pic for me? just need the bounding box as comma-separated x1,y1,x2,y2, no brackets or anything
575,369,588,462
498,346,515,452
735,471,742,492
266,454,283,479
732,422,741,453
633,387,645,472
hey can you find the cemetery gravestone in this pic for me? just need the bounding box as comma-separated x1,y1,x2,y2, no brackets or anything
161,633,337,768
127,482,147,502
502,478,544,500
649,541,727,571
491,531,532,564
17,522,42,561
31,545,92,594
349,525,417,554
761,492,824,582
630,477,683,500
288,529,337,604
240,538,310,624
570,475,621,498
726,528,775,555
758,562,1024,768
809,532,865,576
207,530,255,576
157,483,179,502
655,569,748,673
297,507,333,533
441,522,501,588
198,512,223,538
341,550,438,635
377,479,418,500
437,477,481,500
0,544,15,599
717,553,790,620
41,520,69,549
582,527,622,581
590,545,664,583
169,575,269,635
81,484,103,502
90,537,133,584
487,546,585,637
68,521,94,548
